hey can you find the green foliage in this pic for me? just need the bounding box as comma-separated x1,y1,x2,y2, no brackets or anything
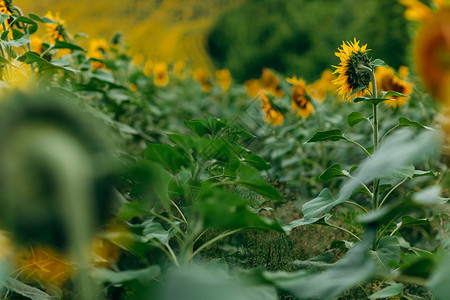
208,0,410,81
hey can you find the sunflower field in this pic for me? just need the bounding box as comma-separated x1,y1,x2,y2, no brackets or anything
0,0,449,299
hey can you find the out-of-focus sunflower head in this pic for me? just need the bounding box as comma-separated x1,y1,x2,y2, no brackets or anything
244,79,262,98
414,7,450,104
261,68,283,97
194,68,211,93
88,39,109,69
376,66,414,108
333,38,372,101
398,0,448,21
173,60,185,77
259,90,284,126
132,53,144,67
306,69,337,102
287,76,314,118
45,11,67,42
153,62,169,87
215,68,232,91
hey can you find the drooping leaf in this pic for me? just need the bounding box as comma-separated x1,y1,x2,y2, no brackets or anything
302,188,344,220
1,277,55,300
372,236,400,273
28,14,56,24
347,112,368,127
368,283,403,300
307,130,345,143
145,143,189,174
319,164,347,181
373,59,388,67
53,40,85,51
2,34,30,47
243,152,270,170
383,91,406,98
236,165,282,200
283,214,332,234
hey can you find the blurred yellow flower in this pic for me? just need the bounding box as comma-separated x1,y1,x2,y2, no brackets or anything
333,38,372,101
306,69,337,102
244,79,262,98
194,68,211,93
30,36,43,54
414,7,450,104
143,60,154,77
376,66,413,108
153,62,169,86
88,38,109,69
260,90,284,126
16,246,72,286
287,76,314,118
132,53,144,66
398,0,448,21
173,60,185,78
45,11,66,42
215,68,232,91
261,68,283,98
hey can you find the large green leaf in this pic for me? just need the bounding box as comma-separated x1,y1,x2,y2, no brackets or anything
145,143,189,174
0,278,55,300
283,214,332,234
142,219,175,245
428,255,450,300
307,129,345,142
347,112,368,127
368,283,403,300
262,241,375,299
371,236,400,274
236,165,282,200
184,119,211,136
339,130,439,201
196,187,284,232
302,188,343,219
53,40,85,51
2,34,30,47
319,164,348,181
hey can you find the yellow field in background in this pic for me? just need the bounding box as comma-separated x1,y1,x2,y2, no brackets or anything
17,0,245,70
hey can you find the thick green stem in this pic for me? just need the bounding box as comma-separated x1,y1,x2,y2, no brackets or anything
370,69,380,250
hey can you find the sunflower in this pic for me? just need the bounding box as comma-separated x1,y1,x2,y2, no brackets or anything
398,0,448,21
88,38,109,69
16,246,72,286
194,68,211,93
414,7,450,103
261,68,283,98
153,62,169,87
332,38,372,101
376,66,414,108
215,68,232,91
287,76,314,117
143,60,154,77
0,0,12,22
173,60,185,78
45,11,66,42
244,79,262,98
259,90,284,126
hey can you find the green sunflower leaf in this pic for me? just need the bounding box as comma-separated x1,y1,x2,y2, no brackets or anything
368,283,403,299
53,40,85,51
383,90,406,98
373,59,388,67
347,112,368,127
398,117,433,130
307,130,345,143
0,14,10,25
28,14,56,24
319,164,348,181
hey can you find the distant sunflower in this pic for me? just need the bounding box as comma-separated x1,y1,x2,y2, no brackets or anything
215,68,232,91
45,11,66,42
153,62,169,87
414,7,450,103
307,69,337,102
0,0,12,19
259,90,284,126
333,38,372,101
287,76,314,117
194,68,211,93
261,68,283,98
376,66,413,108
244,79,262,98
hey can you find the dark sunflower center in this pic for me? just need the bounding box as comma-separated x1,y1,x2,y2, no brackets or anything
344,51,371,90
